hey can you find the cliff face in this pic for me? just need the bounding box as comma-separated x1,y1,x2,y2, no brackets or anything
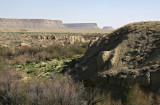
0,18,66,29
63,23,100,29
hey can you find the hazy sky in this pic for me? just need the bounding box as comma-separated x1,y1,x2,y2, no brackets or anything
0,0,160,28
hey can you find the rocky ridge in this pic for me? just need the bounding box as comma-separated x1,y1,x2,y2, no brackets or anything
69,21,160,89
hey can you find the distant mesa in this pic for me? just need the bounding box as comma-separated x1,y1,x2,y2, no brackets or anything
63,23,100,29
102,26,113,30
0,18,66,29
0,18,113,30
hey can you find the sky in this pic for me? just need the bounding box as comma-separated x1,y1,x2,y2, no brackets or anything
0,0,160,28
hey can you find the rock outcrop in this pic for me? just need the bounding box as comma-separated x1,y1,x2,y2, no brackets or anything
0,18,66,29
69,21,160,89
35,35,86,45
63,23,100,29
0,32,102,47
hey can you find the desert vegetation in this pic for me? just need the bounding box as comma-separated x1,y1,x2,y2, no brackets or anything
0,43,87,79
0,43,87,105
0,21,160,105
0,45,160,105
0,43,86,65
1,69,160,105
0,28,112,33
0,69,86,105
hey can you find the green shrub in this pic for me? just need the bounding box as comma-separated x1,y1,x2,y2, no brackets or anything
0,43,87,65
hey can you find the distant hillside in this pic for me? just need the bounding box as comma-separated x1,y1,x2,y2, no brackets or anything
63,23,100,29
0,18,66,29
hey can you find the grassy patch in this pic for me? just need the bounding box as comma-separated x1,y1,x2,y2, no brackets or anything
14,57,79,79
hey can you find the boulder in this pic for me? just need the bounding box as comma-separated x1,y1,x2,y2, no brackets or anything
20,42,31,47
97,51,114,70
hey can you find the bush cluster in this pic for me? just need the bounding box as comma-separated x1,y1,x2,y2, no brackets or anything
1,69,160,105
0,69,85,105
0,43,87,65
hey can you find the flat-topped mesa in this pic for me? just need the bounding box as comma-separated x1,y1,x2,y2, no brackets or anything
63,23,100,29
102,26,113,30
0,18,67,29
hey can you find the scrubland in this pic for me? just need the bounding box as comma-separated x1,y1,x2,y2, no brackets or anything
0,28,113,33
1,69,160,105
0,26,160,105
0,44,160,105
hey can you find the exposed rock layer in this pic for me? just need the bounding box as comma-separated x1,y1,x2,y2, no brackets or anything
69,21,160,89
0,18,66,29
0,32,102,47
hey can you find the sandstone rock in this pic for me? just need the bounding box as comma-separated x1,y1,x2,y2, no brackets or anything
68,36,85,44
88,37,99,47
69,21,160,88
20,42,31,47
97,51,114,70
0,32,104,47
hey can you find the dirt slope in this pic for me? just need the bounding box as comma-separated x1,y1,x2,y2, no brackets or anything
69,21,160,88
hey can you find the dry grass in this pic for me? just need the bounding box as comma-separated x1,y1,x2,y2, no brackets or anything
1,68,160,105
125,85,153,105
0,28,113,33
0,69,85,105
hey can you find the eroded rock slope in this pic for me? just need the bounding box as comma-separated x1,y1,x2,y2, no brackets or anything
69,21,160,88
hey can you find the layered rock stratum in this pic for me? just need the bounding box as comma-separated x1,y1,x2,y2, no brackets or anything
63,23,100,29
0,18,66,29
69,21,160,88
